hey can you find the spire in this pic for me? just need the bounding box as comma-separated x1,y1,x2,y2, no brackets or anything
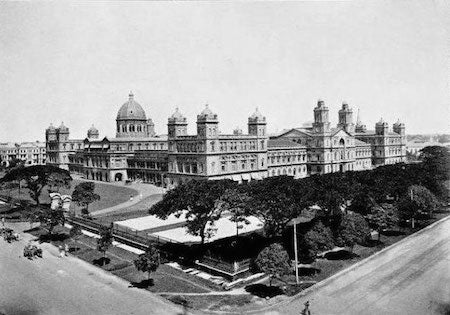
128,91,134,101
356,109,361,125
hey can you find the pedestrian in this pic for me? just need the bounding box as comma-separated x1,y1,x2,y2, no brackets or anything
301,301,311,315
58,245,64,258
2,216,5,227
130,195,134,201
64,243,69,256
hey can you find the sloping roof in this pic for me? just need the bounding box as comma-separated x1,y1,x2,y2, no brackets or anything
356,130,376,135
268,138,306,149
107,136,168,142
355,139,371,146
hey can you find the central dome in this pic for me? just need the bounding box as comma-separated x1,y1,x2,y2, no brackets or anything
116,92,147,121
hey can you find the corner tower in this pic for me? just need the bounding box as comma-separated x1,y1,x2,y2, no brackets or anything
337,102,355,134
197,104,219,139
248,108,267,137
313,100,330,133
168,108,187,138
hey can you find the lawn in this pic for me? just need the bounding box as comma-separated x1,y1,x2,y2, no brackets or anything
94,193,164,224
0,179,138,212
26,225,212,294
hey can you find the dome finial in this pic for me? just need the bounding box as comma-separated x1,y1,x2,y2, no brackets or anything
129,91,134,100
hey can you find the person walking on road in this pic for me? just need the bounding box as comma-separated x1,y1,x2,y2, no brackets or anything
301,301,311,315
2,216,5,227
64,243,69,256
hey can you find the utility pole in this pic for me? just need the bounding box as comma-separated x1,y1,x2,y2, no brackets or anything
294,220,299,284
410,188,415,228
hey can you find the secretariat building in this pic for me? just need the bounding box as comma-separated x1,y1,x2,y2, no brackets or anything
45,93,406,187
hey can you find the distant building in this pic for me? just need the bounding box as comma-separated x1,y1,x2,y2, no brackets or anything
271,101,406,174
406,140,450,156
46,93,406,186
0,141,46,166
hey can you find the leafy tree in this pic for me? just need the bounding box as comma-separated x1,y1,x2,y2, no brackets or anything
48,172,72,193
247,176,306,238
349,190,376,216
335,213,370,250
72,182,100,217
216,187,252,239
97,226,113,261
0,165,72,206
397,185,439,226
69,224,83,240
37,206,66,235
150,180,235,244
365,204,398,241
133,244,160,283
303,221,335,259
255,243,291,286
7,158,25,169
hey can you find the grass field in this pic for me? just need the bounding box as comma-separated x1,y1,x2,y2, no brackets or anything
27,225,212,294
0,179,138,212
95,194,163,224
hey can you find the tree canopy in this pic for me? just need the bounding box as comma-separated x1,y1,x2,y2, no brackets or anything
150,179,235,244
302,221,335,259
255,243,291,286
134,244,160,281
72,182,100,217
335,213,370,249
0,165,72,205
97,226,113,259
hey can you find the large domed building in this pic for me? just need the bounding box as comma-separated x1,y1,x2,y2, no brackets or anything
116,92,155,138
46,93,406,186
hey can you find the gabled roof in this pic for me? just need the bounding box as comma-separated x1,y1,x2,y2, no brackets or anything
272,128,313,139
268,138,306,149
331,128,353,137
355,139,371,146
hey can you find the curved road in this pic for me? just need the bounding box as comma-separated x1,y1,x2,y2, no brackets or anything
0,223,181,315
274,216,450,315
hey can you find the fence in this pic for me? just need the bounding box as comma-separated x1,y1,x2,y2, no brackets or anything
66,216,176,250
196,256,251,279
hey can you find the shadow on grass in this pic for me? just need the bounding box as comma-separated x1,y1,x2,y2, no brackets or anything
298,267,321,276
363,239,383,248
381,230,406,237
37,233,69,243
93,257,111,266
324,251,360,261
129,278,154,288
22,227,40,233
68,246,81,253
245,283,284,298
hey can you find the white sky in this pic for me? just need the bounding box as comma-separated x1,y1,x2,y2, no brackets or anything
0,1,448,142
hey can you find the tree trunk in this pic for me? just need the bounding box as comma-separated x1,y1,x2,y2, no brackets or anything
200,228,205,245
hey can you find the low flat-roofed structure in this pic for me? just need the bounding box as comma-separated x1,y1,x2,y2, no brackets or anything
114,211,188,233
150,215,264,244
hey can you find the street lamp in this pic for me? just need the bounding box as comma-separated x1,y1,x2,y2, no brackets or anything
288,217,303,284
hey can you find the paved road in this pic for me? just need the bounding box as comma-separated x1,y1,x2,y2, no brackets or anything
0,223,182,315
90,181,165,216
275,216,450,315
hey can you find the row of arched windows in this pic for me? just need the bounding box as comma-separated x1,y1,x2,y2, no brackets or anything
117,124,146,133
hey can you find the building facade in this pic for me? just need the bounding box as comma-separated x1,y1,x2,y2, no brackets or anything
0,141,46,166
271,101,406,175
46,94,406,187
